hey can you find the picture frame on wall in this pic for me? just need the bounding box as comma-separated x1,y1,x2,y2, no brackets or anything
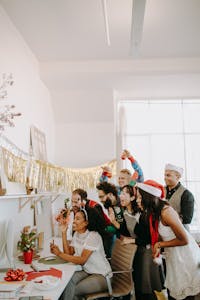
30,125,47,161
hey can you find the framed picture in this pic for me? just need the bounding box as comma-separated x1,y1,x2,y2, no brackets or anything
30,125,47,161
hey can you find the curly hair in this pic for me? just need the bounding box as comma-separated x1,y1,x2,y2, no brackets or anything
96,181,118,198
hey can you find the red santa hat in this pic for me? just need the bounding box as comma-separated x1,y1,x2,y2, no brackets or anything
165,163,183,177
137,180,165,199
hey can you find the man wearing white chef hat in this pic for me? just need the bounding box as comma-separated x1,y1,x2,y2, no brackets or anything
164,163,194,230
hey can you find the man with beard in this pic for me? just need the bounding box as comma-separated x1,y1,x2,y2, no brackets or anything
96,181,128,256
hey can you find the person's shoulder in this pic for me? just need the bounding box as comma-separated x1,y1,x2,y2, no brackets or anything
161,205,175,217
182,188,194,198
88,231,102,241
161,205,181,225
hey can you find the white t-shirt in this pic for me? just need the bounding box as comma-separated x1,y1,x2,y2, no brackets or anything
66,211,74,240
70,230,112,277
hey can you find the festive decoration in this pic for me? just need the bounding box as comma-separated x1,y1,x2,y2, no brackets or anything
0,73,21,133
64,159,117,192
4,268,26,281
17,226,37,253
17,226,36,264
28,160,67,192
0,137,117,192
2,147,27,184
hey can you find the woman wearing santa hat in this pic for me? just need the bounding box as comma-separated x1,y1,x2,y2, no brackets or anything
136,180,200,300
126,180,165,300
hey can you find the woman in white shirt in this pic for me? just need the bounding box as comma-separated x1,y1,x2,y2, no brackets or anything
50,207,112,300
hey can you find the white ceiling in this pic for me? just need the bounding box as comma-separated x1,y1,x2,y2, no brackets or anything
1,0,200,61
1,0,200,123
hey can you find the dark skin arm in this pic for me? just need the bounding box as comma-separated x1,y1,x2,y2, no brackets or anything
153,206,188,258
50,243,93,265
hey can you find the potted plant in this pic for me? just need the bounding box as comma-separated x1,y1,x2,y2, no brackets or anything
17,226,37,264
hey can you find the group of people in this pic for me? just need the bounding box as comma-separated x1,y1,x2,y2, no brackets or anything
50,150,200,300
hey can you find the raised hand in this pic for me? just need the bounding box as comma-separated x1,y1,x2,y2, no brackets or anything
101,166,112,178
108,207,115,223
50,243,61,256
55,208,70,232
121,149,131,159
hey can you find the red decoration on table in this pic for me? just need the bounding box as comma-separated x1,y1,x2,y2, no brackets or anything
23,250,33,264
26,268,62,281
4,268,26,281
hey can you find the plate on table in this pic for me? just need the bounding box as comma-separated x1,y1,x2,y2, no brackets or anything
32,275,60,290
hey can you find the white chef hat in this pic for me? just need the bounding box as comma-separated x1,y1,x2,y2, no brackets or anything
165,163,183,176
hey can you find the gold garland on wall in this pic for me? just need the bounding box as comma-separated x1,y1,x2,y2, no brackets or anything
2,147,27,184
64,159,117,192
1,145,117,192
28,160,67,192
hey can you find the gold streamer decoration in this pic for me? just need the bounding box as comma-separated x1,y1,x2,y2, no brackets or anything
64,159,117,192
28,160,67,192
1,144,117,193
2,147,27,184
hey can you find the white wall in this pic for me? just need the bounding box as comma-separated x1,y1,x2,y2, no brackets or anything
55,122,115,168
40,58,200,168
0,5,57,261
115,73,200,99
0,5,55,161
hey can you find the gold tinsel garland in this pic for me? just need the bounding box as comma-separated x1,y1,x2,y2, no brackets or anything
28,160,67,192
2,147,27,184
1,145,117,192
64,159,117,192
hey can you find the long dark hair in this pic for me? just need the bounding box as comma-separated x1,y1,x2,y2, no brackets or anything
138,188,169,222
80,205,107,238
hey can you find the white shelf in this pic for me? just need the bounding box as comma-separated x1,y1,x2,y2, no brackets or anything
0,192,66,212
0,192,66,200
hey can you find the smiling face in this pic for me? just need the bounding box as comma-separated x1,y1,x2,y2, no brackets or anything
72,211,88,233
164,169,180,188
120,186,135,210
71,193,82,213
118,171,131,188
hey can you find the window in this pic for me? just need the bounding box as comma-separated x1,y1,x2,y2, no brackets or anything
117,99,200,227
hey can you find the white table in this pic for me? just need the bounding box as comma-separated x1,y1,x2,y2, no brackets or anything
4,237,80,300
17,262,78,300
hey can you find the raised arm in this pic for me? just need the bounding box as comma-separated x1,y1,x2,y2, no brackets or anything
99,166,112,183
121,149,144,183
56,215,74,255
